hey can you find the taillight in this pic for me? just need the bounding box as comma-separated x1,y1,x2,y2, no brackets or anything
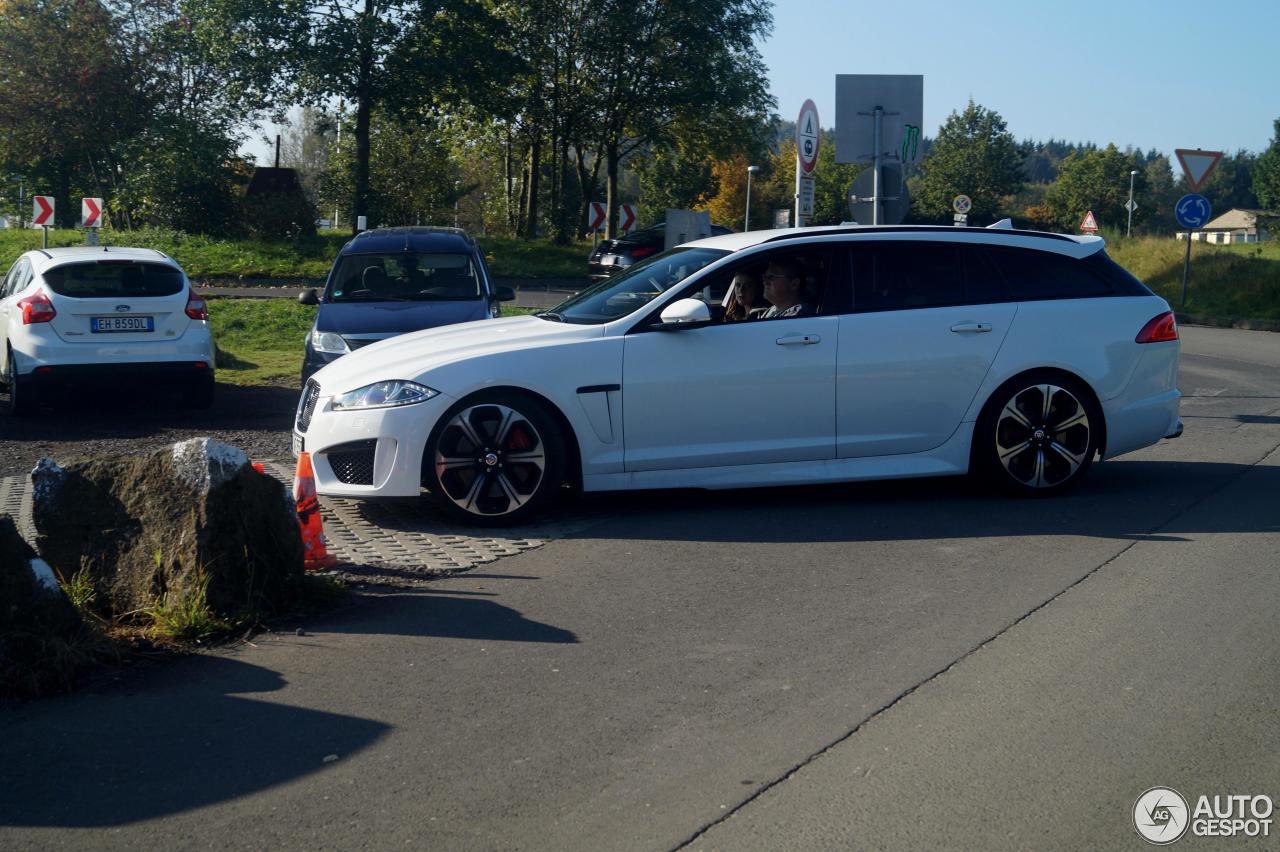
629,245,658,259
18,290,56,324
1136,311,1178,343
185,289,208,321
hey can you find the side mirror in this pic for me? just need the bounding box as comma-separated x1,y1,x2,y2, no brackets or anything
658,298,712,328
494,285,516,302
298,288,320,306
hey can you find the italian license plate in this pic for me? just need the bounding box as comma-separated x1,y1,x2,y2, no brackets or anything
91,316,154,333
292,432,304,457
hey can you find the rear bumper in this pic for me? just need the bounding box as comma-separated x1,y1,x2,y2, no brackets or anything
20,360,214,387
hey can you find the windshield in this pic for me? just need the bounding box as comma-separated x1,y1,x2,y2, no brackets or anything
546,247,728,324
329,252,482,302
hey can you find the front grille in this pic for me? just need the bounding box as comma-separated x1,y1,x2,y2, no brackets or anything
344,337,380,350
326,440,377,485
296,379,321,433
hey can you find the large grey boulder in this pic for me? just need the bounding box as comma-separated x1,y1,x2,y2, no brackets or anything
1,513,86,698
31,438,304,619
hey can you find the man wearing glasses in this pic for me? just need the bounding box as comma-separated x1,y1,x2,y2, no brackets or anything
761,257,817,319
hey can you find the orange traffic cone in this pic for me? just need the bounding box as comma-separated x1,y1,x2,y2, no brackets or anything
293,451,338,571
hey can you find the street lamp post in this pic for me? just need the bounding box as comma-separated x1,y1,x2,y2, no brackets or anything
454,180,462,229
1127,169,1138,238
745,165,760,231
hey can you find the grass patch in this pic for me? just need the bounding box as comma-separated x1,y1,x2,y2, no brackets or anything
476,235,590,278
0,228,590,280
1106,236,1280,320
210,298,316,386
209,298,542,387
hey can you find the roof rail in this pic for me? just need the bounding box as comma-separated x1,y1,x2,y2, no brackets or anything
762,225,1075,244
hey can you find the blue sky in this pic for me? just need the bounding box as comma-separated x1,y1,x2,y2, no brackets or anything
761,0,1278,157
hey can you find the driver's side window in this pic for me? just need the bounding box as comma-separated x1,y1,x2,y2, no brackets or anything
669,249,833,327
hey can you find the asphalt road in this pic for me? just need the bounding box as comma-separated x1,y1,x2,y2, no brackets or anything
2,326,1278,851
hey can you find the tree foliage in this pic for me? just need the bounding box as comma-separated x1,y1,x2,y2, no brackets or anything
1045,144,1146,232
911,101,1023,224
1256,119,1280,210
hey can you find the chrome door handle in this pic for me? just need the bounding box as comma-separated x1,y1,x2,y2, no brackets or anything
776,334,821,346
950,322,992,334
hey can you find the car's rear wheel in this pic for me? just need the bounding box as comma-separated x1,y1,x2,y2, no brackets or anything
976,372,1100,496
423,391,566,526
4,348,37,417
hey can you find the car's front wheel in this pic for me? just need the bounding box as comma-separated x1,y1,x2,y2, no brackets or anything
975,372,1101,496
423,391,567,526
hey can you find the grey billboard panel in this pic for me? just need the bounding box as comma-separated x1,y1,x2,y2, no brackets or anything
835,75,924,165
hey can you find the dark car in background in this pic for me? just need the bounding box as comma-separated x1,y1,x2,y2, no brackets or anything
299,227,513,383
587,222,734,280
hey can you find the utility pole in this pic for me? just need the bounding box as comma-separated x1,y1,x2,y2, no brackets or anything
1127,169,1138,237
745,165,759,230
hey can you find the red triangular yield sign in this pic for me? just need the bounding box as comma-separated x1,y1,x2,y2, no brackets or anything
1174,149,1223,192
1080,211,1098,232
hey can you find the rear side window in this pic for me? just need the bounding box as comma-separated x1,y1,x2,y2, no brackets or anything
851,242,1006,312
987,247,1113,300
43,262,184,298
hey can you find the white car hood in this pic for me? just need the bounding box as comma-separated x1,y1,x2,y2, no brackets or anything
310,315,602,394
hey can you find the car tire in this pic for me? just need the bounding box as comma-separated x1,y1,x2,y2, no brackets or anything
423,390,567,527
974,371,1101,497
4,348,37,417
181,375,216,409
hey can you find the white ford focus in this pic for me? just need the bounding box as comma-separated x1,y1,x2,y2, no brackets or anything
1,247,214,415
294,226,1182,525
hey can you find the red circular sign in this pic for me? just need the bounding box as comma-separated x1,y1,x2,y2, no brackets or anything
796,99,820,174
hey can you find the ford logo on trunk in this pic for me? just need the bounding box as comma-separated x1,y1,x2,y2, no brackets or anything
115,305,130,312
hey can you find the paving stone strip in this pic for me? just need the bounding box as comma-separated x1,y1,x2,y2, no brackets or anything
1,460,608,587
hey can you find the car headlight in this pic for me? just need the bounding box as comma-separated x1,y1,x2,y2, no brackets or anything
332,380,439,411
311,328,350,354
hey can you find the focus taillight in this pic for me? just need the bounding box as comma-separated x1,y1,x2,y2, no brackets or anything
1136,311,1178,343
185,289,208,321
19,290,56,324
630,245,658,259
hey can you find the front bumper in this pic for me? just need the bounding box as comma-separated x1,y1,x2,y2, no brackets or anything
294,383,455,497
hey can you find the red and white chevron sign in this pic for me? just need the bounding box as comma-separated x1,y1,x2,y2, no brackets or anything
81,197,103,228
620,204,636,233
32,196,54,227
589,201,606,232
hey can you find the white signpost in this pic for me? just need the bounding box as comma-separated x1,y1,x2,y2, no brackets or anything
795,99,820,228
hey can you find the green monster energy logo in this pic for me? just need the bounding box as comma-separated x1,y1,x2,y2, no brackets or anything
901,124,920,162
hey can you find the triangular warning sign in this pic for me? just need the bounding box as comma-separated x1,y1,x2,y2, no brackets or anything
1175,149,1223,192
1080,210,1098,232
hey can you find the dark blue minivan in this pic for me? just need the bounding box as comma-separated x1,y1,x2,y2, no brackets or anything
299,227,513,383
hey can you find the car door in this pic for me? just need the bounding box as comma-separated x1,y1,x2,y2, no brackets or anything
622,247,841,472
0,258,31,374
836,240,1017,458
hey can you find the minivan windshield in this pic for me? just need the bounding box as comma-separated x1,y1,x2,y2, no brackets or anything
545,247,727,324
329,252,482,302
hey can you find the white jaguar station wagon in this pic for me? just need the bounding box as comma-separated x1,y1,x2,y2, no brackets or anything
294,225,1182,525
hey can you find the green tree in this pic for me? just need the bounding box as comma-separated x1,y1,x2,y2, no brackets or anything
188,0,513,233
1045,144,1146,232
1256,119,1280,210
911,100,1023,224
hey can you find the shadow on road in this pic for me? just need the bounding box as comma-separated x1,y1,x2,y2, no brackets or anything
0,655,389,828
563,458,1280,545
321,592,579,644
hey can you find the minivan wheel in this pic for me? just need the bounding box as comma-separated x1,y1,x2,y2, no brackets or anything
423,391,566,526
976,372,1100,496
4,348,37,417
